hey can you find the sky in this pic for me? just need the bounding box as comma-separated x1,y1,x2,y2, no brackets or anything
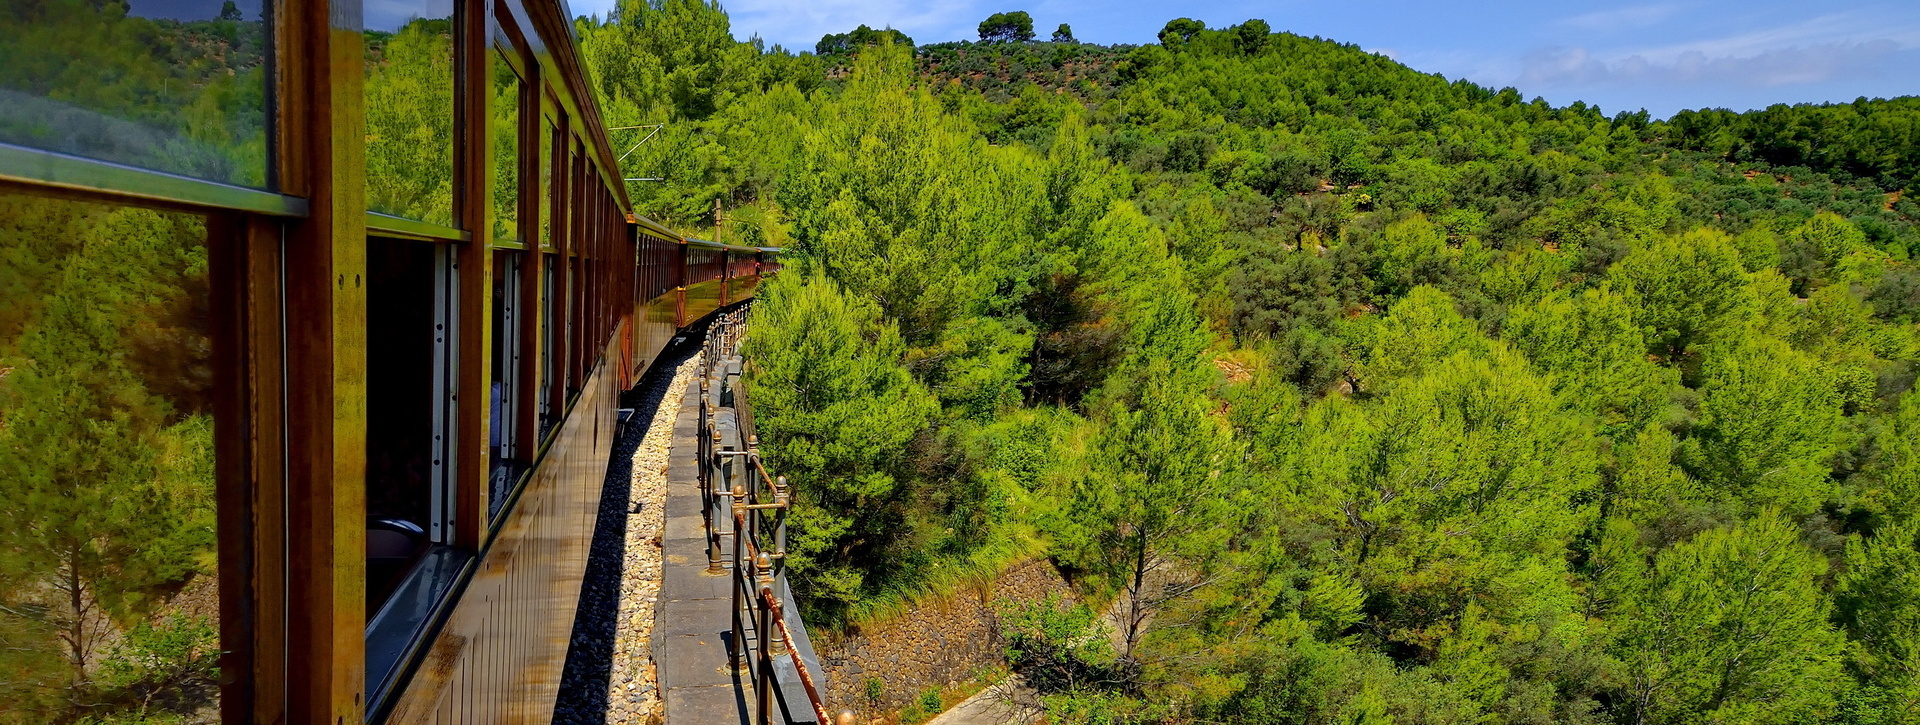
562,0,1920,118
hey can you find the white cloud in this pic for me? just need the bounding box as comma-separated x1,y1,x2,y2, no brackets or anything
1623,12,1920,61
723,0,979,49
1515,10,1920,91
1519,39,1903,89
1555,3,1681,32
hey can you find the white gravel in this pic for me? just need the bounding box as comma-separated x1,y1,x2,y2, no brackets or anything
604,352,701,724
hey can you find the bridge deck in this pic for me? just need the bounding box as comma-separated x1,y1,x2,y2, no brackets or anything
656,383,756,722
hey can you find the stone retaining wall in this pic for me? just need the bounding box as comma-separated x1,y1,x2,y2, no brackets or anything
815,559,1072,719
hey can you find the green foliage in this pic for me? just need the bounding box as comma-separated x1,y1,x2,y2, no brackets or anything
1616,514,1845,724
1837,523,1920,719
1156,18,1205,48
0,193,218,723
1609,227,1750,359
742,271,938,609
580,7,1920,723
364,18,456,226
977,11,1035,44
998,595,1120,693
1686,336,1845,514
815,25,913,56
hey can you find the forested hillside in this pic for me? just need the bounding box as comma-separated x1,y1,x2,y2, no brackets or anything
580,2,1920,722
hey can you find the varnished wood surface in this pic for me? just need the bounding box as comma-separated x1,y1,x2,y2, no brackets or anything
383,331,625,725
682,279,724,327
279,1,371,722
239,216,290,725
725,275,761,307
634,291,680,381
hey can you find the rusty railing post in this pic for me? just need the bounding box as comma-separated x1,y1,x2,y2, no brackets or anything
705,429,728,575
774,475,789,582
731,482,751,675
755,551,775,725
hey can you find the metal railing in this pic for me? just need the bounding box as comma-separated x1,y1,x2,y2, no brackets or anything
697,310,849,725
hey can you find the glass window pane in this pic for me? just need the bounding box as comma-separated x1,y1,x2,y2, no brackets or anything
0,0,270,187
492,48,522,241
539,118,554,247
364,1,456,227
489,250,522,520
539,254,559,441
365,238,459,609
0,190,220,720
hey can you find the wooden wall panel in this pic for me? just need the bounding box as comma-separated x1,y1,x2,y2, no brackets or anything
279,0,370,721
633,292,679,380
384,330,625,725
682,279,723,326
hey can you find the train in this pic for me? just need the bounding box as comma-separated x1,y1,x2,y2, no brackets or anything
0,0,767,722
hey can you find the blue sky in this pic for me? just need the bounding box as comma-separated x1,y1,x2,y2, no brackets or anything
566,0,1920,118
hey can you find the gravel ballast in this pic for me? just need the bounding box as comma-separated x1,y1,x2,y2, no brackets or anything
554,341,703,725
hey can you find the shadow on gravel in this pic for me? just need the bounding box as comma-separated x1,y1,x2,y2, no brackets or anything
552,331,703,725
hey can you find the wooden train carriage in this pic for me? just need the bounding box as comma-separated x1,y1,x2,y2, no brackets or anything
0,0,717,723
724,245,763,305
633,217,685,384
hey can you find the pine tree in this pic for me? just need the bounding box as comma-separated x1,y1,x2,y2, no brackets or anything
1619,514,1844,724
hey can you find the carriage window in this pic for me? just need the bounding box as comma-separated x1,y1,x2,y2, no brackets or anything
364,0,456,226
365,238,459,613
0,0,270,187
539,254,560,441
540,116,555,247
492,47,523,241
0,190,222,721
489,250,523,520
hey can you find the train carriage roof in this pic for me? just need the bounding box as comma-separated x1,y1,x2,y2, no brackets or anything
682,237,761,254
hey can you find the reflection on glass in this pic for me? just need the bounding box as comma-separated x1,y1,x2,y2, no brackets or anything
0,190,220,720
489,250,522,520
539,119,554,247
0,0,270,187
365,0,456,227
493,48,522,240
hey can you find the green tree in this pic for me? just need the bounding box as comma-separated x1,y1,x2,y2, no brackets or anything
1504,285,1676,435
1686,336,1843,515
1052,360,1240,662
1356,285,1483,389
742,271,939,607
1157,18,1205,48
1233,19,1270,54
814,24,913,55
1783,211,1871,292
1608,228,1750,360
1836,524,1920,720
365,18,457,226
1292,346,1596,661
1050,23,1075,44
1617,514,1845,725
0,198,216,720
977,11,1035,43
1863,392,1920,523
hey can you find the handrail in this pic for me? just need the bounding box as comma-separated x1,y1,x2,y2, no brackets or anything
763,589,832,724
697,307,843,725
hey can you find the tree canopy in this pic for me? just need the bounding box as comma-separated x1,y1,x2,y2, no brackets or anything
578,4,1920,721
977,11,1035,43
